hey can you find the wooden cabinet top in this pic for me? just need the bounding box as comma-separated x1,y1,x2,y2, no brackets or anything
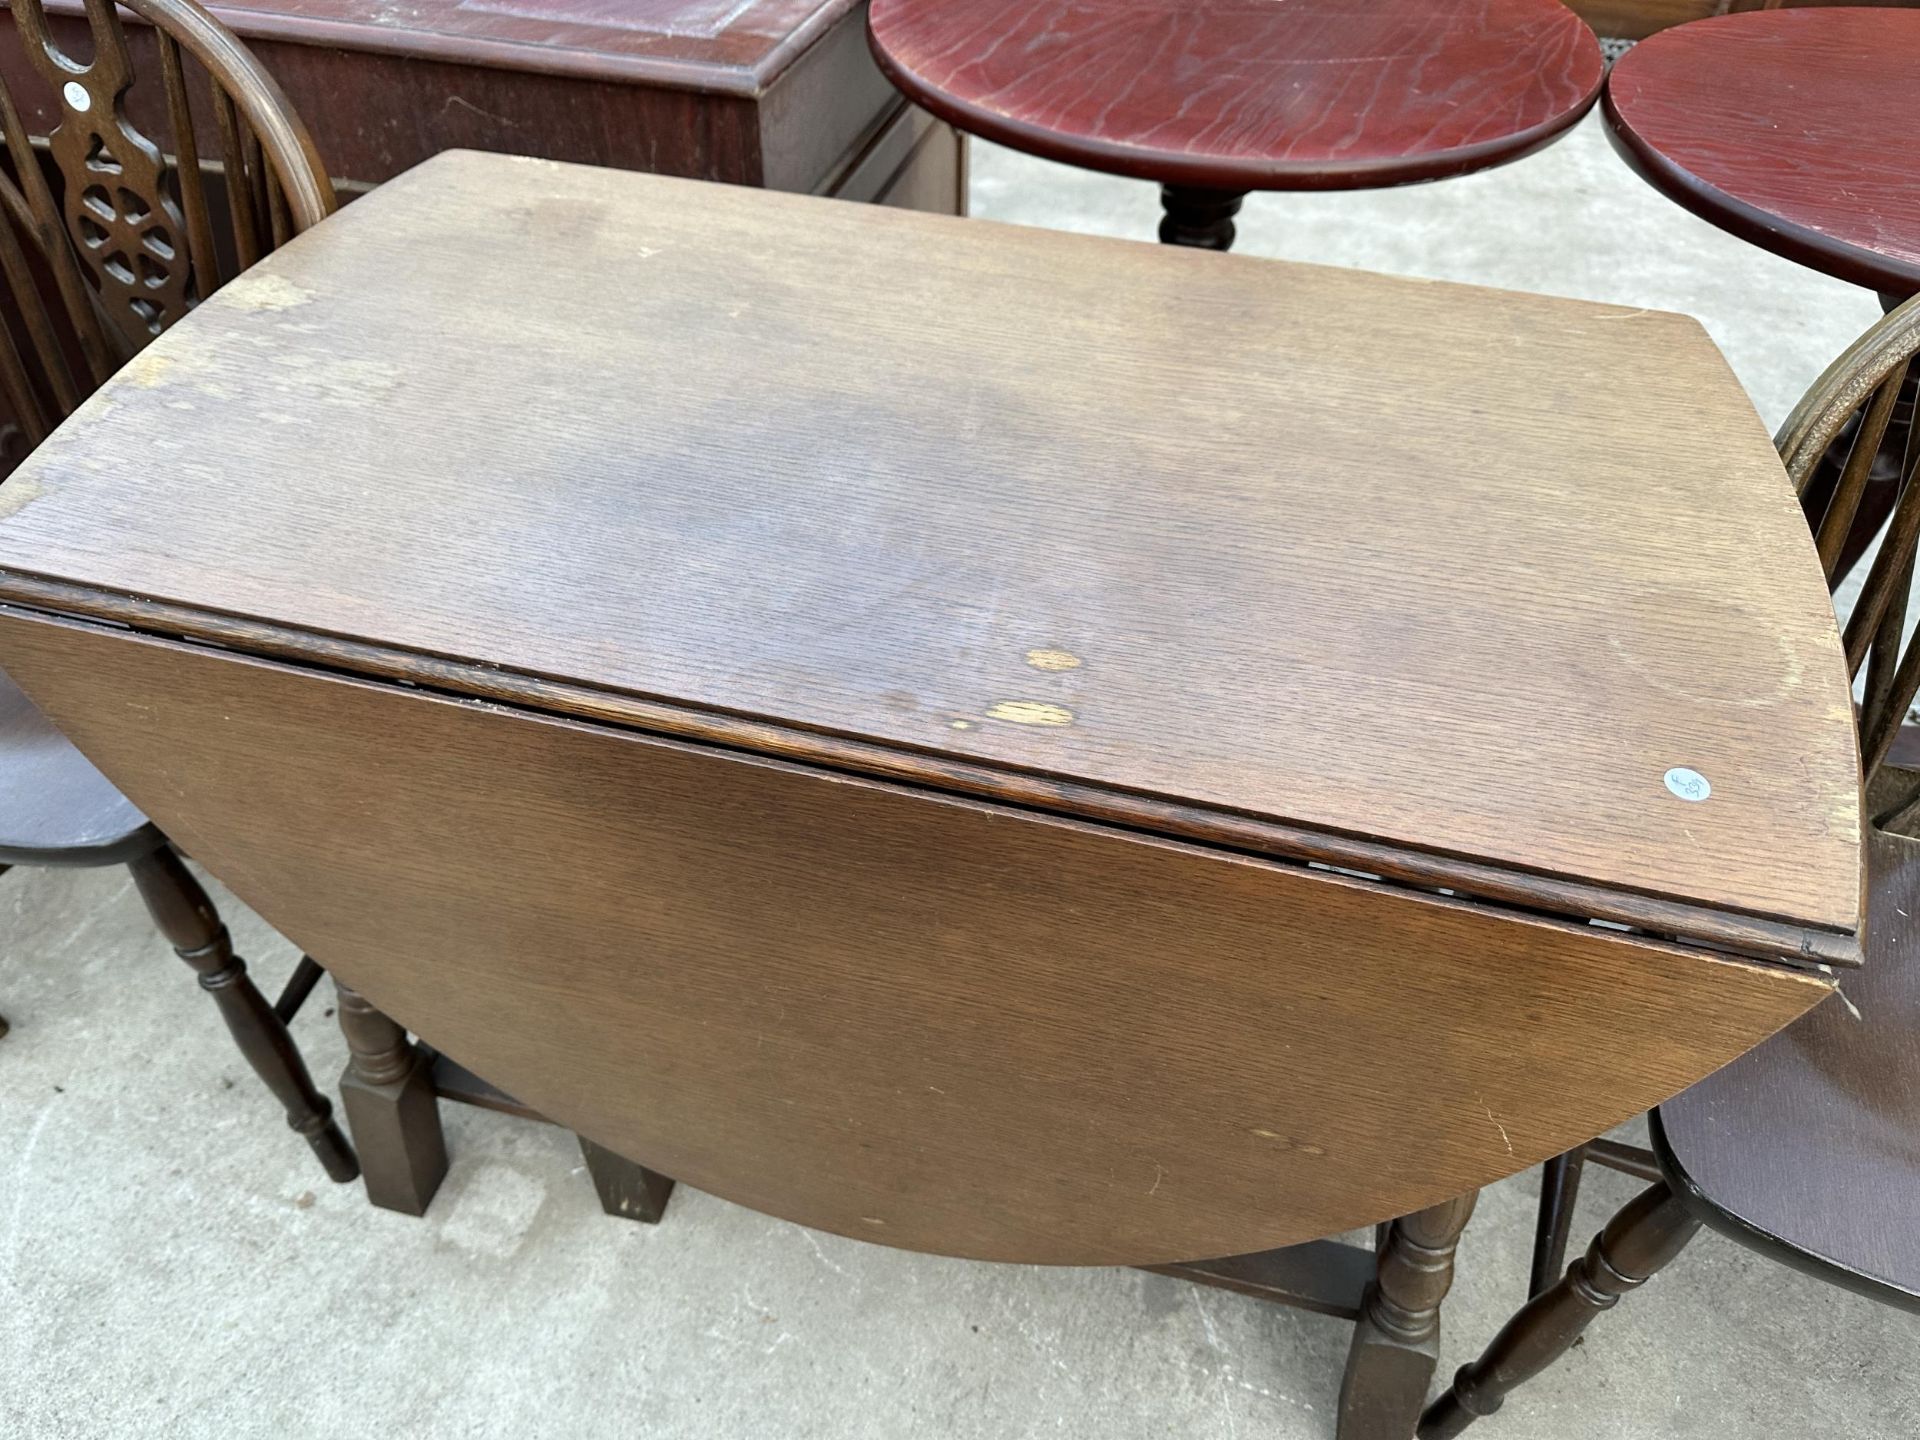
0,151,1861,963
30,0,858,90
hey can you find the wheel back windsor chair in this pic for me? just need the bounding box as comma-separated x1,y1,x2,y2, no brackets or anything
0,0,349,1179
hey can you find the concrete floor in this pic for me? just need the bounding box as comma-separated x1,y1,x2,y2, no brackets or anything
2,115,1916,1438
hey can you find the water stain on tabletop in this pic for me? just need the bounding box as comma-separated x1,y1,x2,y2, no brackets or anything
1606,595,1804,709
518,195,612,246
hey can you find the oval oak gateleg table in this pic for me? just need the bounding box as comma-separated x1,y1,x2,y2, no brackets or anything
0,152,1860,1438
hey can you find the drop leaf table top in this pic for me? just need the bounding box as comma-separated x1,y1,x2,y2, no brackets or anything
0,152,1857,1263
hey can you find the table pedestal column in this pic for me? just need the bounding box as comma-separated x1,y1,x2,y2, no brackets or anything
1159,186,1246,251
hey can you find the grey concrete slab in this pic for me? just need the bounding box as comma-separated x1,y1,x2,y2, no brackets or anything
3,114,1915,1438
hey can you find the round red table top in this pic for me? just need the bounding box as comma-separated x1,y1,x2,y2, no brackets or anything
867,0,1604,193
1606,7,1920,297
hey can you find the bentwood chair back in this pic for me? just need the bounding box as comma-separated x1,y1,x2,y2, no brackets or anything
1420,294,1920,1438
0,0,352,1181
1784,294,1920,785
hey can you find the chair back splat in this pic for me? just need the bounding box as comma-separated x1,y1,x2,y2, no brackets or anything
0,0,333,461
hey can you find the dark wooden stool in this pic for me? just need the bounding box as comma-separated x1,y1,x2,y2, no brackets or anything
868,0,1603,251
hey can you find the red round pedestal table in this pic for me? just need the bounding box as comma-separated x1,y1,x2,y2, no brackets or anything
868,0,1605,250
1606,7,1920,581
1605,6,1920,301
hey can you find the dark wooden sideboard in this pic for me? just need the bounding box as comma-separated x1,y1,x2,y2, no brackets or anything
0,0,963,204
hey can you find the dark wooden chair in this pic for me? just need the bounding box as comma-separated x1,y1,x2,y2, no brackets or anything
0,1,686,1220
1,0,334,449
0,0,351,1180
2,0,660,1215
1419,294,1920,1437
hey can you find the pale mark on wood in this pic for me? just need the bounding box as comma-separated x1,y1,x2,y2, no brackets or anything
444,94,518,127
217,273,317,313
0,477,45,520
987,700,1074,726
1251,1127,1325,1155
1025,647,1082,671
1478,1097,1515,1155
128,352,175,388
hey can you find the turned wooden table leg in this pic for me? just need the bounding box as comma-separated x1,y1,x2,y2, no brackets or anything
1158,185,1246,250
128,846,357,1182
1338,1190,1477,1440
1418,1180,1700,1439
336,982,448,1215
578,1136,676,1223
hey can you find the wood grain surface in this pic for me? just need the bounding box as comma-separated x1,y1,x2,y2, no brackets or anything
1565,1,1920,44
0,610,1831,1264
0,151,1860,947
16,0,862,90
1658,769,1920,1304
1604,7,1920,296
867,0,1604,191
